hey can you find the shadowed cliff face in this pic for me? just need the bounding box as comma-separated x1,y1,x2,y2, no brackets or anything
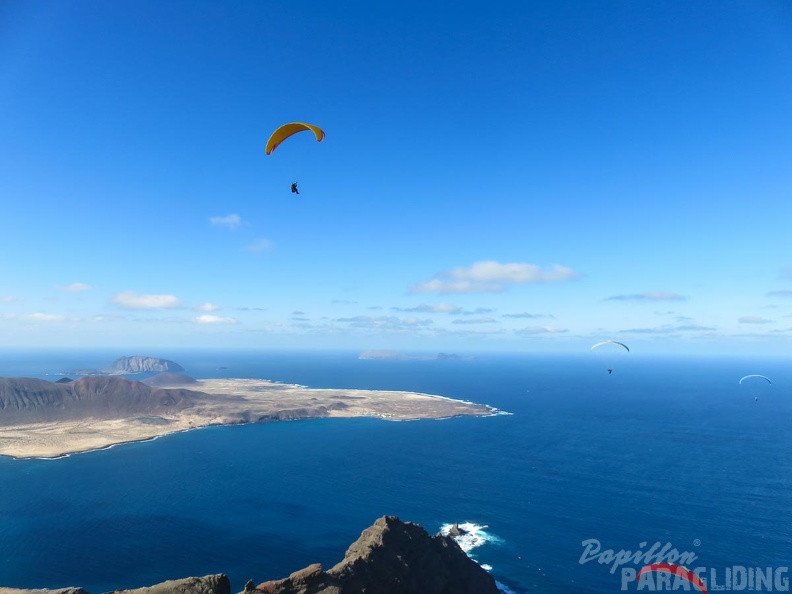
0,376,202,425
255,516,501,594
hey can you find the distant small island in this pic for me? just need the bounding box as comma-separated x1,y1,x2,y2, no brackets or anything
359,350,466,361
66,355,184,375
103,356,185,373
0,372,502,459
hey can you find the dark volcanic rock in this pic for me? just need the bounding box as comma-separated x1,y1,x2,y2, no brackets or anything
55,377,74,383
447,522,467,537
102,356,185,374
253,516,500,594
108,574,230,594
143,373,200,387
0,376,203,426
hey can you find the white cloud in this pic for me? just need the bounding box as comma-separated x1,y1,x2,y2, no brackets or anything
335,315,433,331
411,261,579,294
194,314,238,324
516,325,567,334
392,303,461,314
196,303,219,311
22,313,66,322
767,290,792,298
247,239,274,253
451,317,497,325
739,316,773,324
0,296,23,303
606,292,686,302
502,312,554,319
621,324,717,334
209,214,242,230
61,282,91,292
112,291,181,309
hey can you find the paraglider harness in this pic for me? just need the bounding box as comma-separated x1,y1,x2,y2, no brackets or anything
291,182,300,194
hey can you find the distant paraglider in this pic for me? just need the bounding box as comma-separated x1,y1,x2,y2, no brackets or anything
739,374,772,401
590,340,629,374
265,122,325,195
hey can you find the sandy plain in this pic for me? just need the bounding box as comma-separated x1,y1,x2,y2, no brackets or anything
0,378,499,459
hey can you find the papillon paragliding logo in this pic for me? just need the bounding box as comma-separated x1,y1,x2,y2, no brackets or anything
636,563,707,594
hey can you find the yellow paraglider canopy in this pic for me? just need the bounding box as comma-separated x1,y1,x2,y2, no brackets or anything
265,122,325,155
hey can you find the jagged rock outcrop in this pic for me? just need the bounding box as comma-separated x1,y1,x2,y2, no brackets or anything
108,574,230,594
102,357,185,374
253,516,501,594
447,522,467,537
0,376,203,426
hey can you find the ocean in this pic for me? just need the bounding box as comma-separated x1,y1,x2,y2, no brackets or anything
0,350,790,593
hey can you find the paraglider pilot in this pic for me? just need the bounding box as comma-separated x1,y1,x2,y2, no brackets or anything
291,182,300,194
608,369,612,374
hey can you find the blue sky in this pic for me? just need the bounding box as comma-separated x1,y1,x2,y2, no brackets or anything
1,1,791,354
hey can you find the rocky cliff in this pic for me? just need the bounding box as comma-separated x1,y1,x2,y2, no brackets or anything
0,517,501,594
254,516,500,594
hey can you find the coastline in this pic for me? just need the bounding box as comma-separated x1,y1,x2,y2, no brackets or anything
0,377,502,460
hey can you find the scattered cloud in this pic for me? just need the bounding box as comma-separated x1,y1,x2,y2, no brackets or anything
392,303,461,314
112,291,181,309
334,315,433,331
767,290,792,298
246,239,274,253
738,316,773,324
516,325,567,334
12,312,67,322
502,312,554,319
194,314,238,324
606,292,686,302
209,214,242,230
451,317,497,325
332,299,358,305
622,324,717,334
0,296,23,303
780,266,792,281
61,282,91,292
292,311,306,315
196,303,219,312
410,260,579,294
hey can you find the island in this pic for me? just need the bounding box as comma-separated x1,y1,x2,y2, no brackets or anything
358,350,465,361
0,374,501,459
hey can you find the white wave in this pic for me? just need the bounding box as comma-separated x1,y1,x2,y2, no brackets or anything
439,521,501,555
495,580,518,594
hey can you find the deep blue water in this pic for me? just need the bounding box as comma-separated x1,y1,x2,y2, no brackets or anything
0,350,790,593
